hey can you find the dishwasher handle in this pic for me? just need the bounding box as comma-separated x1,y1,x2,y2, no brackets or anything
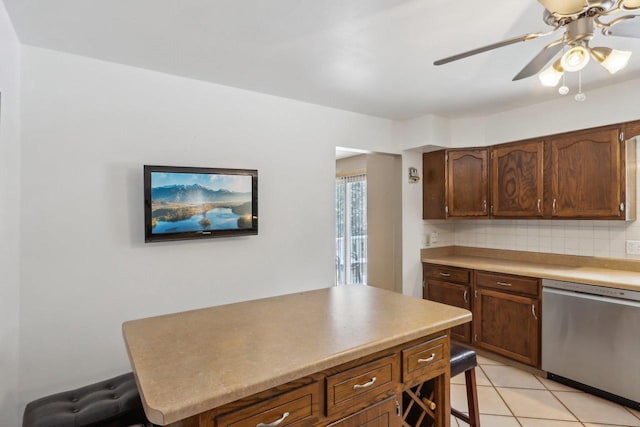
543,287,640,308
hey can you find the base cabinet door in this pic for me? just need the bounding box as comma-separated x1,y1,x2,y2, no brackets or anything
327,396,401,427
425,279,471,343
474,288,540,367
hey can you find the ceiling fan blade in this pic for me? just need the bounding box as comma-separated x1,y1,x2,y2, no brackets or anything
605,15,640,38
434,34,533,66
513,39,564,81
538,0,589,16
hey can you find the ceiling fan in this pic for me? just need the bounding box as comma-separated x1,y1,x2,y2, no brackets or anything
434,0,640,90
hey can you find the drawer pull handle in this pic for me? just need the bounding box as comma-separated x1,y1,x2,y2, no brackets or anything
418,353,436,364
439,272,451,277
497,281,512,287
353,376,377,390
257,412,289,427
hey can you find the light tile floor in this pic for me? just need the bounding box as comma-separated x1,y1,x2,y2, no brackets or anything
450,354,640,427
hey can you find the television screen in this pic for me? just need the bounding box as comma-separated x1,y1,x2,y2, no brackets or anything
144,165,258,242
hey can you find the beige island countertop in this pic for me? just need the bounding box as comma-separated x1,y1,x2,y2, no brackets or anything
422,246,640,291
122,285,471,425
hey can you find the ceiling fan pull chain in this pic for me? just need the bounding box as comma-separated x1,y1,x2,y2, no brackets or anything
575,71,587,101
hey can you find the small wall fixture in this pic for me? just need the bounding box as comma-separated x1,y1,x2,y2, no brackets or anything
408,167,420,183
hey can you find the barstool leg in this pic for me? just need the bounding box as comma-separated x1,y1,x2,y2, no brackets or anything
465,368,481,427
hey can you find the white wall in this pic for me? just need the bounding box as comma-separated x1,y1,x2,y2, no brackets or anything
18,46,395,406
0,0,21,424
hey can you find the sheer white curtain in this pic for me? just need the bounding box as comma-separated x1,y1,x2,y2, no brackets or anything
335,174,367,285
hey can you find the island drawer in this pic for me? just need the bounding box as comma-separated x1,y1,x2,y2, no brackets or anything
476,271,539,296
215,382,321,427
423,264,470,285
327,395,401,427
325,354,400,417
402,335,448,384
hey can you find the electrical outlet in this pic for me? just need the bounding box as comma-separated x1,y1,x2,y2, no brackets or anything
626,240,640,255
430,231,439,244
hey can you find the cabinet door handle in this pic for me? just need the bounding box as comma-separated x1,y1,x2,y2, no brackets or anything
552,198,557,215
353,376,377,390
537,199,541,215
532,304,538,320
474,290,478,298
496,281,512,287
439,272,451,277
395,400,401,417
482,198,487,214
257,412,290,427
463,290,468,304
418,353,436,364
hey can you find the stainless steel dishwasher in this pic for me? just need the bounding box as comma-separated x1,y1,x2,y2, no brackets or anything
542,279,640,409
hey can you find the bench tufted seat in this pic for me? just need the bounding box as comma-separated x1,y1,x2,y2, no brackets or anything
22,372,152,427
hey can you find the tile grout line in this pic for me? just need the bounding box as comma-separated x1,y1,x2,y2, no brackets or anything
477,363,524,426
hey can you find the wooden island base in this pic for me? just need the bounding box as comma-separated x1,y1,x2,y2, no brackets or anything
175,331,451,427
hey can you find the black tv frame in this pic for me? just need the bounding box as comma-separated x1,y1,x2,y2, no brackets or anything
144,165,258,243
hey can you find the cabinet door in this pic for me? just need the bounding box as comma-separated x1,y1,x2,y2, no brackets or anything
447,149,489,217
327,395,401,427
491,141,544,217
549,128,623,218
474,288,540,367
425,279,471,343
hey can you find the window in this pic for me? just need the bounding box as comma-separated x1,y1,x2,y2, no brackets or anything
335,174,367,285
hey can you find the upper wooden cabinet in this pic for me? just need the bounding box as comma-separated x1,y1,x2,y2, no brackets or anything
447,149,489,217
491,141,544,218
422,119,638,221
422,148,489,219
548,127,624,219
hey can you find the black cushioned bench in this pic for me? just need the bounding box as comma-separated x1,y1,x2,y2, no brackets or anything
22,372,153,427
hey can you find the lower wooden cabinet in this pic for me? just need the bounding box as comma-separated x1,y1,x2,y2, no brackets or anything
327,396,401,427
474,287,540,367
424,279,471,343
423,263,542,368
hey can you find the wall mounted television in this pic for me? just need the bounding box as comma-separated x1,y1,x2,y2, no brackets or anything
144,165,258,242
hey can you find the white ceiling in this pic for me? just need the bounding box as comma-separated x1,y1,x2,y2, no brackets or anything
4,0,640,119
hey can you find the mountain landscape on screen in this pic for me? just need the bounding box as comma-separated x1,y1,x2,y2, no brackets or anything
150,175,253,233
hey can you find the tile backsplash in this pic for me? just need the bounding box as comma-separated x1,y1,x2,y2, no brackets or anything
423,219,640,259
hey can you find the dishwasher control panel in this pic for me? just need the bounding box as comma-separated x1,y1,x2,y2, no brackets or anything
542,279,640,302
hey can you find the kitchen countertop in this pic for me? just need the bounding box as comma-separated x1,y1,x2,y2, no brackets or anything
122,285,471,425
422,246,640,291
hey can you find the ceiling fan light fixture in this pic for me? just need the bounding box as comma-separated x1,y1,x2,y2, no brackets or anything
539,60,565,86
620,0,640,10
561,45,591,71
591,47,632,73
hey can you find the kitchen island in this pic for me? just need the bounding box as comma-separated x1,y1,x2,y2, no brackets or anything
123,285,471,427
